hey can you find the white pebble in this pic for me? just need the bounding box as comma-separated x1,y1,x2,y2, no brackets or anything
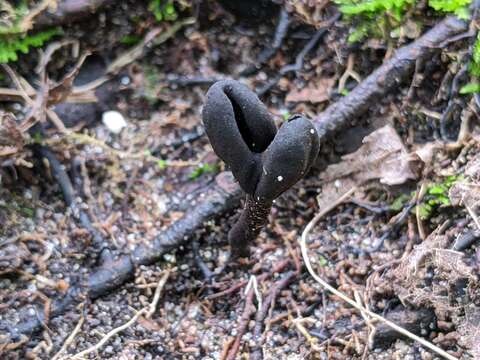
310,129,315,134
277,175,283,182
102,111,127,134
120,76,131,85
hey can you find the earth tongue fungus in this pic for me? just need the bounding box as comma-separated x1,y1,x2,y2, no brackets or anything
202,80,319,257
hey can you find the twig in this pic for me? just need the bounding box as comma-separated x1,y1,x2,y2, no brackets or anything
240,8,290,77
439,65,468,141
250,271,297,360
166,76,223,87
18,0,56,32
416,183,428,240
256,13,340,96
453,229,480,251
51,313,84,360
1,65,69,133
245,275,262,312
291,317,322,352
146,270,171,318
206,259,291,300
299,188,459,360
465,204,480,231
34,144,105,249
69,270,170,359
192,240,214,279
71,309,147,359
226,288,255,360
338,54,362,94
368,196,418,252
35,0,115,28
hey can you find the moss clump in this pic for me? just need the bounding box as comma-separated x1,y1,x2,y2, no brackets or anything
335,0,471,43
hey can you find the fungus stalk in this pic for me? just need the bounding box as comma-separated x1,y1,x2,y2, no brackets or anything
228,195,272,257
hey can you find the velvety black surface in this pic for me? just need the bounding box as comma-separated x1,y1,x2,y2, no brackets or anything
202,80,277,194
202,81,319,202
256,115,319,201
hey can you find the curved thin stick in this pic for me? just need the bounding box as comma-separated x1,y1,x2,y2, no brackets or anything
299,187,459,360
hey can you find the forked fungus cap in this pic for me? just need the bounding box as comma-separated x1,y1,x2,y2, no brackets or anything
202,80,319,202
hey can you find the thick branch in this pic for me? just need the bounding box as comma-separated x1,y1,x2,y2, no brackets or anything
34,0,115,28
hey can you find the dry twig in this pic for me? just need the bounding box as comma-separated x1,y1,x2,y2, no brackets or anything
51,312,84,360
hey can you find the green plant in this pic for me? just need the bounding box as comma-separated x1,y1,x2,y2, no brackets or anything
417,175,460,219
335,0,414,43
120,34,142,45
428,0,471,19
472,32,480,76
0,28,61,63
459,82,480,94
149,0,178,22
390,193,410,211
335,0,472,43
189,163,218,180
157,159,167,170
0,1,62,64
336,0,413,17
460,31,480,94
390,176,461,219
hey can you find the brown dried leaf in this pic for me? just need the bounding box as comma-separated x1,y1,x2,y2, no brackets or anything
321,125,419,185
317,125,421,209
285,77,335,104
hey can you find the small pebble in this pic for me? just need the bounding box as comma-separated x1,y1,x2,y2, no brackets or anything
102,111,127,134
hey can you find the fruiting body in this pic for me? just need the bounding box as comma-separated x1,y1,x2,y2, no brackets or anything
202,80,319,256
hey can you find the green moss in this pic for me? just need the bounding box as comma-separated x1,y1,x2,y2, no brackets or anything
189,163,219,180
149,0,178,22
390,193,410,211
0,28,61,64
390,175,462,219
416,175,461,220
459,82,480,94
157,159,167,170
0,1,63,63
459,30,480,92
120,35,142,45
428,0,471,19
335,0,472,43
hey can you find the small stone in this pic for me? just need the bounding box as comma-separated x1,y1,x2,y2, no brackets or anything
102,111,127,134
277,175,283,182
